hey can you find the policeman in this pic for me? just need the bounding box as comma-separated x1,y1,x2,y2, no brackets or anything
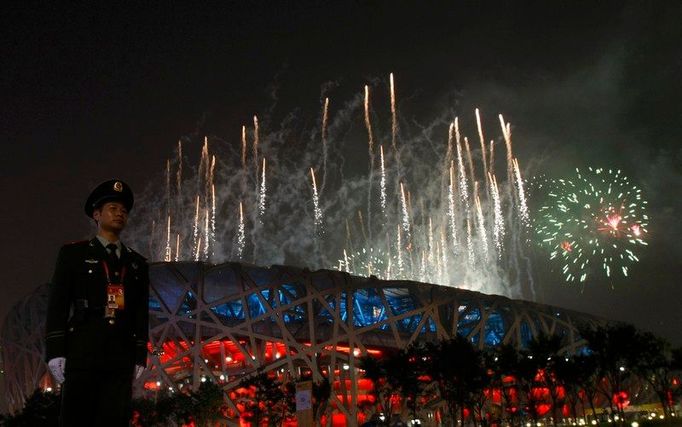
45,179,149,426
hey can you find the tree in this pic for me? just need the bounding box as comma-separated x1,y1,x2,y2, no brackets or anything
360,354,395,418
381,343,432,422
578,323,643,422
0,389,60,427
427,336,487,426
313,377,332,424
554,354,599,423
526,333,565,427
487,344,523,427
236,369,295,426
630,333,681,418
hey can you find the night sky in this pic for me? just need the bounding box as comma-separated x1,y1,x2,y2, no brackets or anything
2,0,681,382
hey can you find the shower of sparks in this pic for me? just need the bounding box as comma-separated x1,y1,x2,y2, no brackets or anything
447,161,457,244
164,215,172,262
380,145,387,216
310,167,323,228
474,195,489,261
455,119,470,210
258,158,266,218
399,182,411,241
192,195,200,257
195,237,202,262
237,201,245,259
490,173,505,255
203,209,210,259
211,183,216,256
396,225,404,276
466,217,475,265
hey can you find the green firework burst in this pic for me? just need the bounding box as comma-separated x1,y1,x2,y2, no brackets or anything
535,167,649,284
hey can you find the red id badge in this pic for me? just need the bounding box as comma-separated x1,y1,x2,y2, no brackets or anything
106,284,125,310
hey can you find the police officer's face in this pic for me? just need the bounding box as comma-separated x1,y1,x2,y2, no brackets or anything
93,201,128,233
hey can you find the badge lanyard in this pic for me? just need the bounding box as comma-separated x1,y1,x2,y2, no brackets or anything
102,261,127,318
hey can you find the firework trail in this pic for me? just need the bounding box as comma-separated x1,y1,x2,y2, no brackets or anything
241,125,247,169
489,140,495,175
253,115,260,177
390,72,398,152
513,158,529,226
464,137,476,191
321,97,330,194
364,85,375,157
499,114,513,178
176,140,183,195
475,108,489,186
175,234,180,262
364,85,376,240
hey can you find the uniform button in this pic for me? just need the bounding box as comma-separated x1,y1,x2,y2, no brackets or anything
88,270,93,274
108,319,115,325
68,327,74,332
114,272,119,276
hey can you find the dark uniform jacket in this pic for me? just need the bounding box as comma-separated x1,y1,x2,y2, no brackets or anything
45,238,149,371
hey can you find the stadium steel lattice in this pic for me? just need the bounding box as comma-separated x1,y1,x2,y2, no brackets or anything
1,262,603,421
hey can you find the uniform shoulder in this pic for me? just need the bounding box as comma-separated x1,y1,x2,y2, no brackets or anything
125,246,148,263
64,239,89,247
59,240,90,252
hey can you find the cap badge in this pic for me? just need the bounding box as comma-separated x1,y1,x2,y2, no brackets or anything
113,181,123,192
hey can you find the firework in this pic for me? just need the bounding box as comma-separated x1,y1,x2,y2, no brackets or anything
535,167,649,284
132,79,534,298
340,248,390,279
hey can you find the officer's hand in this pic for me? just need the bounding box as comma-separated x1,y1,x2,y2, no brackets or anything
134,364,145,380
48,357,66,384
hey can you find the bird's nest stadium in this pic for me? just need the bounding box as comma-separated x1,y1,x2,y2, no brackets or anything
1,262,604,424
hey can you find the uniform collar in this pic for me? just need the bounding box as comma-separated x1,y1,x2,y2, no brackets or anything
95,235,122,252
90,236,129,260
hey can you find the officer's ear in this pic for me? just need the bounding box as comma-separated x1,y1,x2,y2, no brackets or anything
92,207,101,226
